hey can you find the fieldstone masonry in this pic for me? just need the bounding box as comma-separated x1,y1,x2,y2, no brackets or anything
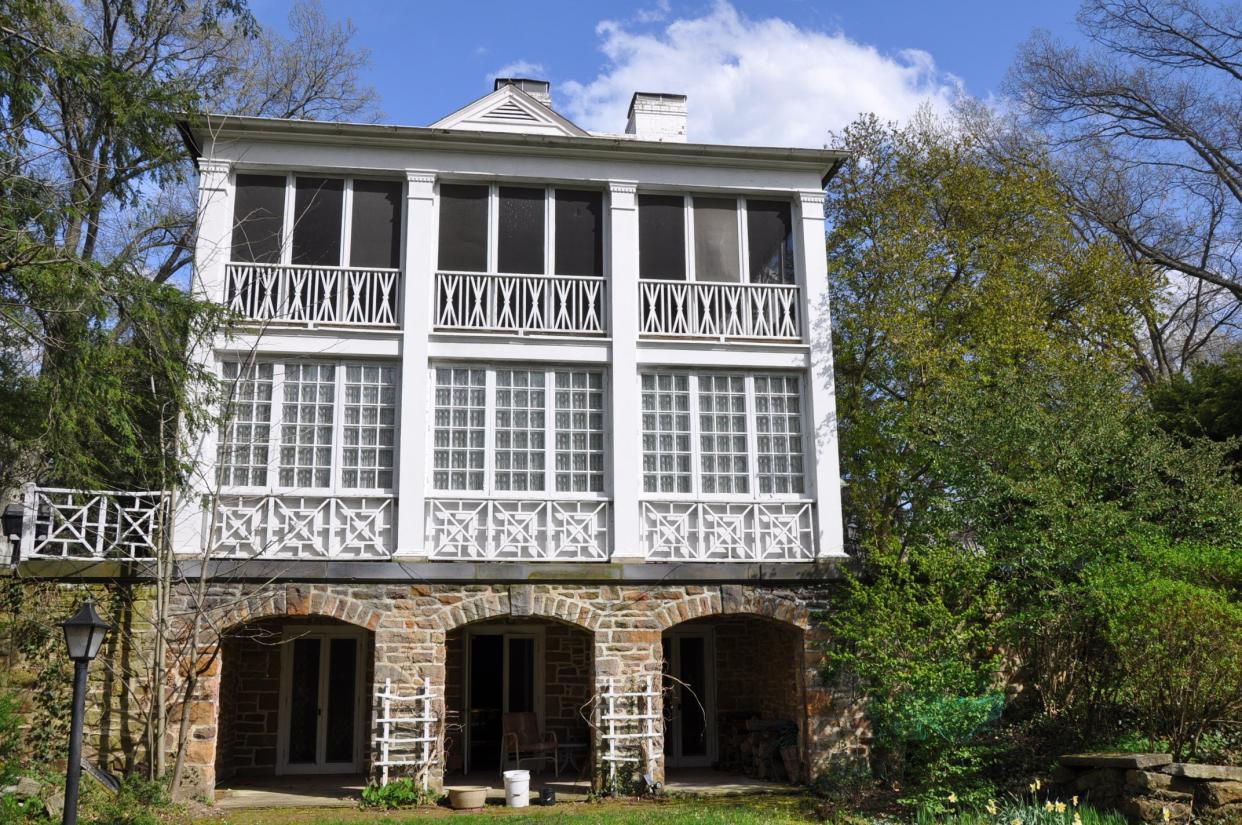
1055,753,1242,823
153,581,868,799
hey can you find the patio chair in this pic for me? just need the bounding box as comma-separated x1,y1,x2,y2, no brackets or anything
500,711,558,777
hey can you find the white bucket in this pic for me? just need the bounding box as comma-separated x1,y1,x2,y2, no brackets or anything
503,769,530,808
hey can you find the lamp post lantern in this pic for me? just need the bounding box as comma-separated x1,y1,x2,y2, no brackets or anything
61,600,110,825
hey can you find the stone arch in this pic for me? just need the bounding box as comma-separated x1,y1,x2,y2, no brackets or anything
434,587,604,633
214,584,382,637
653,587,810,632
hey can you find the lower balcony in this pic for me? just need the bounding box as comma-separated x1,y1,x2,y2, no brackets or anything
209,494,395,560
15,485,169,561
424,498,611,561
640,500,816,561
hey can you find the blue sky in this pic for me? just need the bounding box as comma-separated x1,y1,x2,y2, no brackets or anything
247,0,1085,145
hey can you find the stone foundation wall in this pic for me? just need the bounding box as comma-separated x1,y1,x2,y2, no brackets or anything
544,622,593,749
216,626,282,778
1054,753,1242,823
119,580,866,799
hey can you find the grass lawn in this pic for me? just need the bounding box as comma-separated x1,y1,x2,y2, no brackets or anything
195,793,826,825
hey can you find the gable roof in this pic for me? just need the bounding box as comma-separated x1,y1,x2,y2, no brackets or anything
430,84,590,138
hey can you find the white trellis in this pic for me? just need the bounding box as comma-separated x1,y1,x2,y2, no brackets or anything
374,679,438,788
599,674,660,790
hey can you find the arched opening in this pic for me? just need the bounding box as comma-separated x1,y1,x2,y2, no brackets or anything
662,614,805,789
215,615,374,795
443,616,593,793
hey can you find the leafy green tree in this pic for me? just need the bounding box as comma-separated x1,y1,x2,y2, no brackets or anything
1148,347,1242,476
820,112,1242,803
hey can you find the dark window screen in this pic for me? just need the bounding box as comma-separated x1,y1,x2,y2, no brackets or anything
639,194,686,280
747,200,795,284
231,174,286,263
288,638,321,764
350,180,402,269
292,177,343,266
507,637,535,713
438,184,488,272
554,189,603,276
325,638,357,764
693,197,740,282
498,187,545,274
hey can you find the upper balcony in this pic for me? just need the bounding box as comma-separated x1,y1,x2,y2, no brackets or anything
226,173,403,329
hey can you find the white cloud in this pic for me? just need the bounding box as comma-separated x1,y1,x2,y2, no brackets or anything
560,1,963,147
488,60,547,82
634,0,671,24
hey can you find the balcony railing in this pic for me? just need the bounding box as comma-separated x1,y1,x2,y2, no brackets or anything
641,500,815,561
639,281,801,341
425,498,611,561
225,263,400,327
16,485,170,561
434,272,607,335
209,494,395,559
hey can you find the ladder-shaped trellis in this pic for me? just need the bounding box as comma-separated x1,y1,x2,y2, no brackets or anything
599,674,660,790
374,679,438,788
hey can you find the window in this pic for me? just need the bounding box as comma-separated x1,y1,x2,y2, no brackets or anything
350,180,403,269
230,175,403,268
292,177,344,266
438,184,489,272
431,365,607,495
641,371,807,497
231,175,286,263
218,361,274,485
638,194,686,280
746,200,794,284
437,185,604,276
217,360,398,492
638,195,796,284
498,187,545,274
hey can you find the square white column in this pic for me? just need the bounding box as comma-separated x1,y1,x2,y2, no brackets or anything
796,190,846,558
393,171,436,558
607,181,645,562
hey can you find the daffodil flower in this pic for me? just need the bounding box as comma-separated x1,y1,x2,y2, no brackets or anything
1162,808,1171,822
1055,801,1067,813
1073,815,1082,825
1072,796,1079,807
948,792,958,804
986,800,998,815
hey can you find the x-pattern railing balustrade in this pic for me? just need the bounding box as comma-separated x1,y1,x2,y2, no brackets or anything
640,500,815,561
639,281,801,341
225,263,400,327
18,485,170,560
435,272,606,335
425,498,611,561
210,494,395,559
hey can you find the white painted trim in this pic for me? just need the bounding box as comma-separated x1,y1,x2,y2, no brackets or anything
663,629,717,768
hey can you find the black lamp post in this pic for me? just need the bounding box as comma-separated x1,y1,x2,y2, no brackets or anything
61,601,110,825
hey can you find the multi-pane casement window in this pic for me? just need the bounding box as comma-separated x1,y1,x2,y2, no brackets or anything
640,371,808,498
637,195,795,284
217,360,399,494
434,184,607,335
429,365,608,496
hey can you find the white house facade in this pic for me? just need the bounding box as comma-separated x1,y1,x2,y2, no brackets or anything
13,80,865,799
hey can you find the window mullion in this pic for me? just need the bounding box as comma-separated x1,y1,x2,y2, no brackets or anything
281,174,295,266
484,367,497,495
340,179,353,268
270,361,286,492
744,374,760,500
684,195,695,283
545,187,555,276
688,372,702,498
544,369,555,497
488,184,498,273
330,362,347,496
737,197,749,285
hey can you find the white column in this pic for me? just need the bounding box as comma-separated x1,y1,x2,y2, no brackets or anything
607,181,644,562
173,158,232,555
796,189,846,557
393,170,436,558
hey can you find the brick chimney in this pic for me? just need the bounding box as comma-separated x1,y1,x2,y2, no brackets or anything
494,77,552,108
626,92,687,142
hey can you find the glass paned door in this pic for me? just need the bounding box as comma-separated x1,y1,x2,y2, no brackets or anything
280,631,364,774
663,632,715,768
465,631,540,773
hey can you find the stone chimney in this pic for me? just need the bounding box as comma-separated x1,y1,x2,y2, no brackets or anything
626,92,687,142
494,77,552,108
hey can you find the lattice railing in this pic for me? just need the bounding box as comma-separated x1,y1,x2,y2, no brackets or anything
210,494,395,559
18,485,170,560
640,500,816,561
375,679,438,788
434,272,607,335
225,263,400,327
639,281,801,341
425,498,611,561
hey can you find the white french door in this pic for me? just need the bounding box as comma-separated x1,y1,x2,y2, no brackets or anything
277,627,366,775
463,627,546,774
663,630,716,768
